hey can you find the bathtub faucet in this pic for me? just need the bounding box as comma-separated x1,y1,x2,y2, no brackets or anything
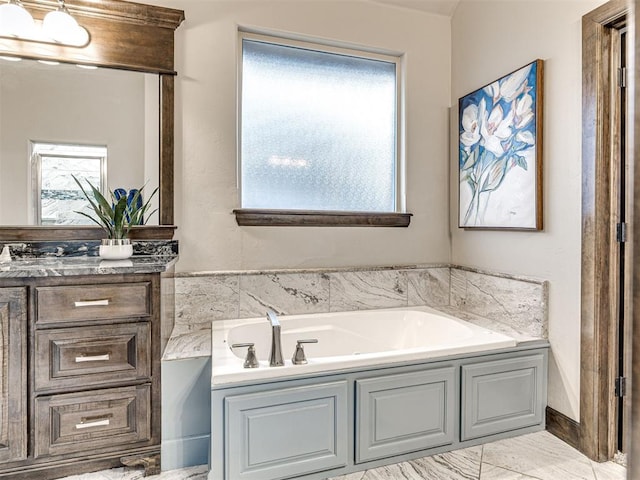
266,309,284,367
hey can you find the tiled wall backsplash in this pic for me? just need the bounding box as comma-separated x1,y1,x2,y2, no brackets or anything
450,267,548,338
173,265,547,340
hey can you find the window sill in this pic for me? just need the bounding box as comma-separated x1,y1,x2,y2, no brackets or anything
233,209,412,227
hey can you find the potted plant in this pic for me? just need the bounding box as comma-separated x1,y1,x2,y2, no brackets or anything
72,175,158,260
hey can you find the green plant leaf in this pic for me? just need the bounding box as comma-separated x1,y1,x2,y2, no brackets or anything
112,196,128,239
72,175,159,239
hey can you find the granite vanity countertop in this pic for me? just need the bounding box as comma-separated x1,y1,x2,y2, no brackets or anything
0,255,178,277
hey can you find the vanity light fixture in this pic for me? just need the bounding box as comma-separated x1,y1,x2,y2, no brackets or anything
42,0,88,46
0,0,89,47
0,55,21,61
0,0,35,37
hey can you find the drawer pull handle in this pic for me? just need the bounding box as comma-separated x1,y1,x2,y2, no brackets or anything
75,353,110,363
74,299,110,307
75,416,111,430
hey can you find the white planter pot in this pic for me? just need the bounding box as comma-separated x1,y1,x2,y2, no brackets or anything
99,238,133,260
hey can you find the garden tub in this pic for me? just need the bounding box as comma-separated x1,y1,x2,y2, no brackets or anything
211,305,517,385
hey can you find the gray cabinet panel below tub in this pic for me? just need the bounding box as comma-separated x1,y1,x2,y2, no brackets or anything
356,366,455,463
461,354,545,441
225,381,348,480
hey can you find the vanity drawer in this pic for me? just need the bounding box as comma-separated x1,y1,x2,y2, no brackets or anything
35,323,151,392
35,283,151,326
34,384,151,458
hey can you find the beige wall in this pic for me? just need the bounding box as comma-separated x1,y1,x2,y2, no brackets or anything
156,0,452,272
157,0,599,423
0,61,154,225
451,0,607,421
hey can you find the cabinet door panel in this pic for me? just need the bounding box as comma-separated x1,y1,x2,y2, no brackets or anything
0,287,27,464
356,367,455,463
461,354,545,440
225,381,348,480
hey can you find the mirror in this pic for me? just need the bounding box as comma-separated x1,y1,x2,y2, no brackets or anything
0,58,160,226
0,0,183,240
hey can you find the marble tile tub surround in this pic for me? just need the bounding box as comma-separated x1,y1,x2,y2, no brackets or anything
0,240,178,258
164,264,548,360
451,266,548,339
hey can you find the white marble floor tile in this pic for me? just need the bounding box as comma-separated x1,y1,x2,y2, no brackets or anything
55,433,627,480
328,472,366,480
409,445,482,479
59,465,208,480
591,459,627,480
360,461,426,479
479,464,540,479
482,431,596,480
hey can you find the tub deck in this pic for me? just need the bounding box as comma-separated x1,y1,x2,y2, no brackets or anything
211,306,517,385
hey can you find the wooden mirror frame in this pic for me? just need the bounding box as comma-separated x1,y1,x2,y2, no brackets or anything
0,0,184,240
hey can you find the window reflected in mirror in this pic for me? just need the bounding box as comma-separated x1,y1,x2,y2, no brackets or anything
0,57,160,226
31,142,107,225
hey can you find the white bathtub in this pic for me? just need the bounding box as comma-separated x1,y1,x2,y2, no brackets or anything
211,306,517,385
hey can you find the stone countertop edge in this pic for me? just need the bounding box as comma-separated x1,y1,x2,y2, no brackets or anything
161,305,548,362
0,255,178,277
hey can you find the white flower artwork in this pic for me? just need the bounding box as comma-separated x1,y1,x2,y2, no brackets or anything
458,60,543,229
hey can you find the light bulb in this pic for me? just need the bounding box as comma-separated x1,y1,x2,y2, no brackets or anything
0,0,35,37
42,3,88,46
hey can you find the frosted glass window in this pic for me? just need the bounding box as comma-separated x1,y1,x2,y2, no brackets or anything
240,36,399,212
31,142,107,225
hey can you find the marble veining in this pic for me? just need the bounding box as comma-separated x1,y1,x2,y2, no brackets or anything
53,431,626,480
329,270,407,311
482,431,595,479
407,445,482,479
0,240,178,258
174,263,451,278
163,329,211,360
175,276,239,326
0,255,177,277
406,267,451,307
239,272,330,317
165,264,549,360
436,306,541,343
451,268,548,338
59,464,207,480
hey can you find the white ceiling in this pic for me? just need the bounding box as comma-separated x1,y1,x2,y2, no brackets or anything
369,0,461,17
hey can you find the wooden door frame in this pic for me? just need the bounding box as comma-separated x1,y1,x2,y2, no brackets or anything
572,0,627,462
631,1,640,477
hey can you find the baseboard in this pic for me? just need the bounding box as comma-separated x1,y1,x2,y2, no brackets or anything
161,435,210,471
546,406,580,450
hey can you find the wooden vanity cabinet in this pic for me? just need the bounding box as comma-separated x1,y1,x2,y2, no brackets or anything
0,288,28,466
0,273,162,480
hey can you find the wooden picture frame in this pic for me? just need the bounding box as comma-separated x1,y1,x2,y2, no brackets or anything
458,59,543,230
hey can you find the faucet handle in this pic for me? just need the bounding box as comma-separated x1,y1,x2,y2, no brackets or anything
292,339,318,365
231,343,260,369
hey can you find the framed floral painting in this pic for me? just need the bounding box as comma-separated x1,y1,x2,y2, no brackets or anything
458,59,543,230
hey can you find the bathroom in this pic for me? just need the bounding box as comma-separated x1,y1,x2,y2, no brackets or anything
0,0,637,479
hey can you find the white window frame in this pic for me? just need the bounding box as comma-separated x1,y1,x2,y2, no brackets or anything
30,141,107,225
237,30,406,216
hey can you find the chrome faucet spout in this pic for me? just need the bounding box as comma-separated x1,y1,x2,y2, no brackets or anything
266,309,284,367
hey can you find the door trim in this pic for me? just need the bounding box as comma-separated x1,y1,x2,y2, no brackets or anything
580,0,627,462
